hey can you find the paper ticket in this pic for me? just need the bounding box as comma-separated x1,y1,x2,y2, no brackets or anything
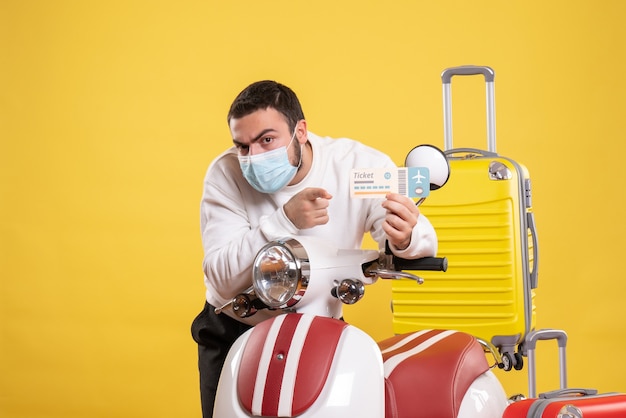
350,167,430,199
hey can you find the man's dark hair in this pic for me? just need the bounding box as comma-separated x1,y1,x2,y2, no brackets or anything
227,80,305,131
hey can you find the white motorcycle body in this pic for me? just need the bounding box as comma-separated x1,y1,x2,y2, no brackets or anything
214,311,509,418
214,314,385,417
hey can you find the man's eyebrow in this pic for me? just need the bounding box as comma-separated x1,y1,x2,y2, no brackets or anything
232,128,278,146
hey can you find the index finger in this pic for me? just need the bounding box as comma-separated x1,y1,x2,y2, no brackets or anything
304,187,333,201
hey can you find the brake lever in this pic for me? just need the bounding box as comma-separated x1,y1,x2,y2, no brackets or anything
367,268,424,284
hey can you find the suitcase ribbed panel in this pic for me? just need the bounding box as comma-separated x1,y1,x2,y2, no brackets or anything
392,157,536,345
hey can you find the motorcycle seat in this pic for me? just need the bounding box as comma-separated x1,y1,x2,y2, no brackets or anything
378,329,490,418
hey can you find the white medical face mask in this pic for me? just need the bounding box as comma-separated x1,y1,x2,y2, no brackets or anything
238,127,300,193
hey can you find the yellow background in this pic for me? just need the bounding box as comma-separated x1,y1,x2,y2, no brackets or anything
2,1,625,417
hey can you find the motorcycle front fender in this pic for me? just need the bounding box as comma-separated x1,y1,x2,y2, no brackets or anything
214,313,385,418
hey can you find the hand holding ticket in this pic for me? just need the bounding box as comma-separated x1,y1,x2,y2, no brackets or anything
350,167,430,199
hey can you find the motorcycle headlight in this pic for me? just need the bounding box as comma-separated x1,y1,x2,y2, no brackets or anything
252,238,309,309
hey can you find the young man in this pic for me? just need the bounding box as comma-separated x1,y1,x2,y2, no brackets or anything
191,80,437,417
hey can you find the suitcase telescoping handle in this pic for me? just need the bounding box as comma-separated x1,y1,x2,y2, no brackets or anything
525,329,568,398
441,65,496,152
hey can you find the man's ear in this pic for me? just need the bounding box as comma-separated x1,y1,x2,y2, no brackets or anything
295,119,308,143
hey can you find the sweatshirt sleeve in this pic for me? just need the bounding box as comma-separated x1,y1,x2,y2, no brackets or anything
199,154,280,303
387,213,438,258
258,206,299,240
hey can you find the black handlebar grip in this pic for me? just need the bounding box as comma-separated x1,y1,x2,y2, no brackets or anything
393,256,448,272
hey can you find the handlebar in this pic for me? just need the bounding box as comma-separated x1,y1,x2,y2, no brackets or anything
393,256,448,272
364,256,448,285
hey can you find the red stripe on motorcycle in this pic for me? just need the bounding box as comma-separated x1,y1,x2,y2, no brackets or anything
291,316,347,416
237,316,279,414
260,314,301,416
237,314,348,417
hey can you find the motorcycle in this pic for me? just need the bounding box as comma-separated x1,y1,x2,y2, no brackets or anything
212,145,511,418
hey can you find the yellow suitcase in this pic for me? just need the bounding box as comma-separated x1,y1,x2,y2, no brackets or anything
392,66,538,370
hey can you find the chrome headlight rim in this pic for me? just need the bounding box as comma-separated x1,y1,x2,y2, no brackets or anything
252,238,310,309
